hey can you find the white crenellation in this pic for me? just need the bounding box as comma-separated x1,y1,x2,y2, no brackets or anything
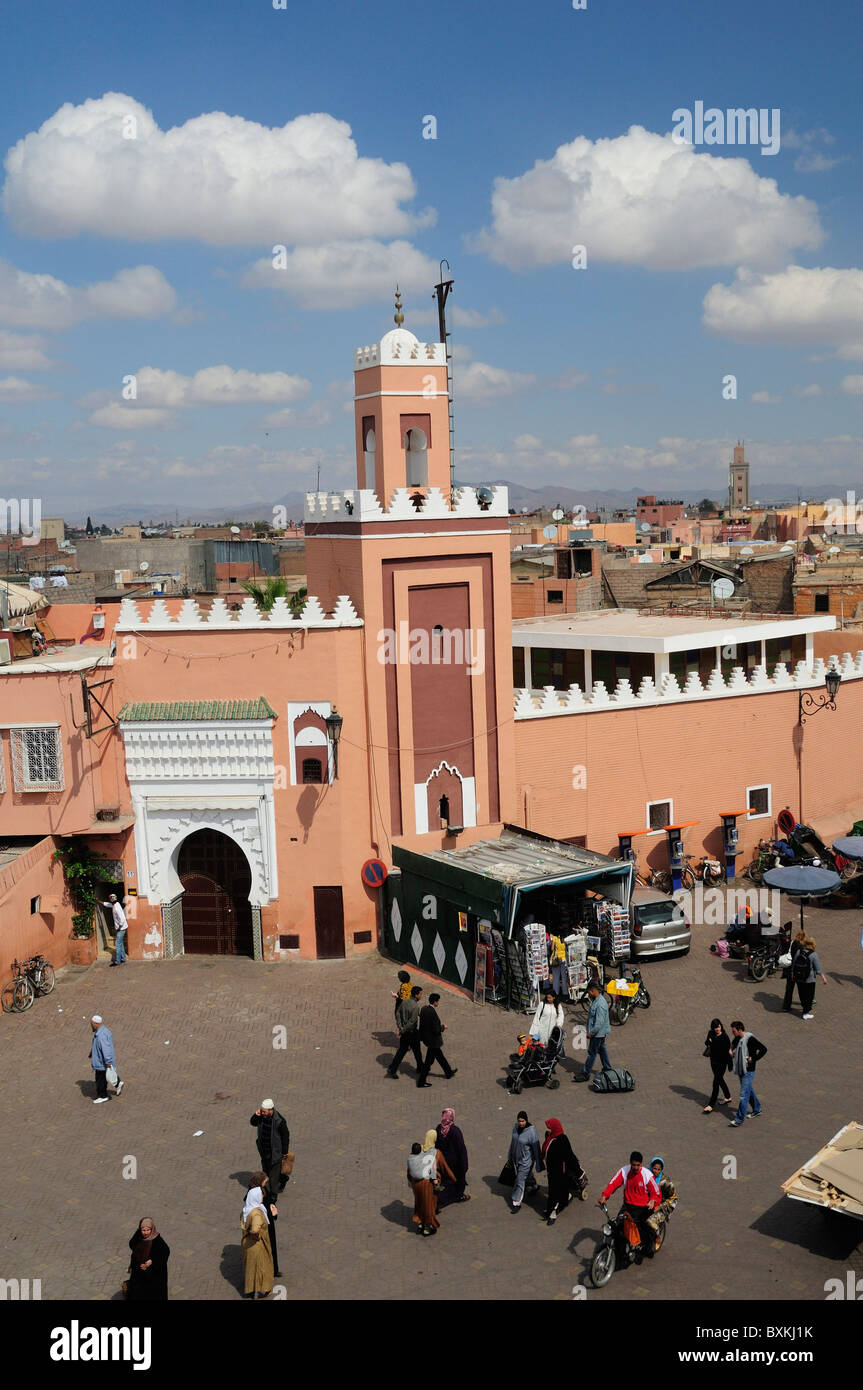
116,593,364,631
514,651,863,719
304,484,509,524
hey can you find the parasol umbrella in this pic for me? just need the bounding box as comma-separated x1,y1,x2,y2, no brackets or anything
762,865,841,935
832,836,863,858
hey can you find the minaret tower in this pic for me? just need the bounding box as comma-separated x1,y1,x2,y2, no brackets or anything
728,441,750,511
304,290,516,851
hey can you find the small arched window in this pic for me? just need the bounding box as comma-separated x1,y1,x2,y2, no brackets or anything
405,427,428,486
364,427,376,491
302,758,324,784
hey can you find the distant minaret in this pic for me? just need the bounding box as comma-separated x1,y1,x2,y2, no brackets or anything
728,441,750,510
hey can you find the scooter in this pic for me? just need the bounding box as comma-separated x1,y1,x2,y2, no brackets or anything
609,966,651,1025
590,1201,669,1288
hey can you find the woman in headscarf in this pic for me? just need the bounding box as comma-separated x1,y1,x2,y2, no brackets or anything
435,1108,470,1204
646,1155,678,1241
126,1218,170,1301
508,1110,543,1212
241,1182,274,1298
408,1132,455,1236
541,1118,581,1225
251,1169,281,1279
702,1018,732,1113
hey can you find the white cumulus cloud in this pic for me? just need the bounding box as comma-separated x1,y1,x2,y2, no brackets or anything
131,365,311,407
702,265,863,357
751,390,782,404
242,239,440,309
475,125,821,271
3,94,433,245
454,359,537,403
0,330,57,370
0,375,56,402
0,259,176,328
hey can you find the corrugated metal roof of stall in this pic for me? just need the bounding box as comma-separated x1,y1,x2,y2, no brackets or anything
413,827,623,889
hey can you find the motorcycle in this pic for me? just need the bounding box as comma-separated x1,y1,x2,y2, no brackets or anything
609,966,651,1025
590,1200,670,1288
747,923,792,981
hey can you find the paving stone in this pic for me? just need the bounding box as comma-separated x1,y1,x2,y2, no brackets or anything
0,903,861,1301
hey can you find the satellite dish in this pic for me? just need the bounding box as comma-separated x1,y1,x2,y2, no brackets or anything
475,486,493,511
230,525,241,535
542,525,557,540
521,507,529,514
552,508,564,521
139,561,149,572
740,547,754,555
711,577,735,601
639,522,651,533
829,545,841,554
780,544,794,553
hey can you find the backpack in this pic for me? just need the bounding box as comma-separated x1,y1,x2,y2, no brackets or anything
591,1067,635,1094
792,949,811,984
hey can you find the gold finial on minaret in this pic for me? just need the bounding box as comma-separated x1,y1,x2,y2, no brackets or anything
393,286,404,326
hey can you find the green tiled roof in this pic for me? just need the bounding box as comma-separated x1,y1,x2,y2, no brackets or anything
118,698,277,722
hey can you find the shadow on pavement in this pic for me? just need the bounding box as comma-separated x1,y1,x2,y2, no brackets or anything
371,1030,399,1048
228,1170,255,1191
751,1197,863,1259
828,971,863,990
669,1083,710,1108
380,1199,413,1229
219,1242,244,1293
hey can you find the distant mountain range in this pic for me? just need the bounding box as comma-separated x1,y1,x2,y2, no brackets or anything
63,479,841,527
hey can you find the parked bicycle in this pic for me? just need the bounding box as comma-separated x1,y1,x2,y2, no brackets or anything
635,866,672,893
744,838,778,885
1,954,56,1014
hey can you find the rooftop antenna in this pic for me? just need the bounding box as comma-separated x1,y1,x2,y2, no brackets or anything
432,260,455,500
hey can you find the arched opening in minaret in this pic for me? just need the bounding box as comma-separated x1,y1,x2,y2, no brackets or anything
364,426,376,491
405,427,428,487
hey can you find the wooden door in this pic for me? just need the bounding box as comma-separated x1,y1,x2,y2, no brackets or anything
313,885,345,959
178,829,253,956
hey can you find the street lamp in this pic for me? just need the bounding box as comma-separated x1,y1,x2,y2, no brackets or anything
798,669,841,725
325,706,343,780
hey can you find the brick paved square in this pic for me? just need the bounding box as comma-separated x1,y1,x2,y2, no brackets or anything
1,901,861,1303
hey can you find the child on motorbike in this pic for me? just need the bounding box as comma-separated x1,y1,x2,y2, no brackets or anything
646,1156,678,1235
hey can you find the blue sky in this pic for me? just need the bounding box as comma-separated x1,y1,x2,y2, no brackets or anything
1,0,862,519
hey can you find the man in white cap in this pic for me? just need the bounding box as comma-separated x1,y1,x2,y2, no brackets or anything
103,893,128,965
250,1100,290,1201
89,1015,124,1103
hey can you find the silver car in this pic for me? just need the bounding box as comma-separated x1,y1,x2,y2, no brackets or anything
629,888,691,958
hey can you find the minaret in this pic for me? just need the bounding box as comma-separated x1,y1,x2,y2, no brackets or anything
303,291,516,850
728,441,750,511
353,288,451,507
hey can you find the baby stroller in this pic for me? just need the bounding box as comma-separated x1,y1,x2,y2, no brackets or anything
505,1025,563,1094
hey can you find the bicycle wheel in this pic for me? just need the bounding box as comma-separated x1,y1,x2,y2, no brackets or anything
636,987,652,1009
652,870,672,894
610,996,631,1026
35,963,55,995
749,956,768,982
746,860,763,885
10,978,34,1012
679,866,696,890
634,874,646,888
1,982,18,1013
703,865,721,886
573,987,591,1020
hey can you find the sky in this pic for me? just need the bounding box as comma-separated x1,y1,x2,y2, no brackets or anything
1,0,862,520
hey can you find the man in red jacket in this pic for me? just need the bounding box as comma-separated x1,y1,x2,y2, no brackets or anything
598,1150,661,1256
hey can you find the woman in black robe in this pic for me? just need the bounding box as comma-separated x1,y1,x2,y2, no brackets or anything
435,1109,470,1205
541,1119,581,1225
127,1218,170,1300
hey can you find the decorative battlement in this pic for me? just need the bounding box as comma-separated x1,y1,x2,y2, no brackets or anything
115,594,363,631
514,652,863,719
355,328,446,369
304,485,509,525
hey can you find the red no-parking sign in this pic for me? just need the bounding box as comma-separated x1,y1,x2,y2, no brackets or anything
361,858,388,889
